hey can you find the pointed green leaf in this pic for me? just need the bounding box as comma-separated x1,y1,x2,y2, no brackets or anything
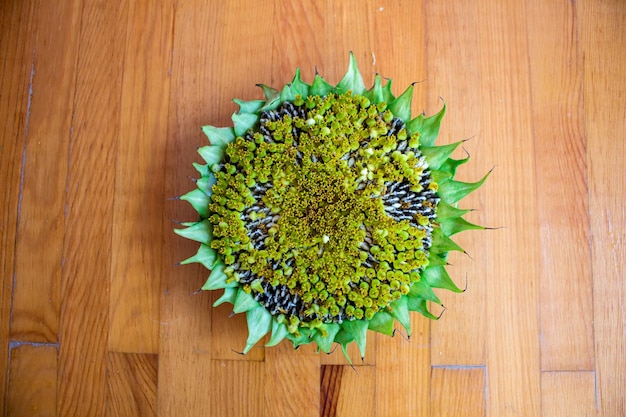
426,253,448,267
364,74,385,103
406,102,446,146
420,140,464,170
174,219,213,243
233,289,259,313
389,296,412,336
257,83,280,101
439,216,484,236
233,98,265,114
429,227,464,255
180,243,218,270
310,73,334,96
266,320,289,347
438,170,491,204
192,162,209,177
341,319,368,359
197,145,225,167
337,52,366,94
201,126,236,146
388,83,414,122
280,83,297,103
367,311,395,336
257,84,281,112
333,329,355,365
408,279,442,305
281,68,310,102
382,77,395,102
232,112,259,136
439,155,469,177
407,297,439,320
196,173,217,195
313,323,341,353
291,68,311,97
243,306,272,354
180,188,211,217
436,200,472,220
213,287,237,307
201,262,236,291
422,265,462,293
431,169,452,185
286,328,314,348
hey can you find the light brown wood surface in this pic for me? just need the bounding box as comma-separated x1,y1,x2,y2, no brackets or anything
1,0,624,416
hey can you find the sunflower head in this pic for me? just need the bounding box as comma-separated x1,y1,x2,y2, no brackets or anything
176,53,488,363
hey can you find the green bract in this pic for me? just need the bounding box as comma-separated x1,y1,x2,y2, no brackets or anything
176,53,488,363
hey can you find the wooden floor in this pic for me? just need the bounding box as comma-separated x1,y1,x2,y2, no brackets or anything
1,0,624,416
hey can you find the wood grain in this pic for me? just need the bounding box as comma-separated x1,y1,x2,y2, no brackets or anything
6,344,57,417
320,365,375,417
106,352,158,417
207,0,276,362
0,0,37,407
108,0,173,355
56,1,128,415
157,0,219,412
527,0,594,372
270,0,325,80
424,0,487,367
541,371,597,417
265,341,320,417
580,0,626,414
1,0,625,415
372,3,434,416
10,0,83,344
210,360,265,417
376,318,431,417
476,1,542,415
431,367,485,417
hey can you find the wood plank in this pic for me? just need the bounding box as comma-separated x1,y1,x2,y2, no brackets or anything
540,371,596,417
10,0,83,344
475,1,542,415
264,340,320,417
269,0,325,81
431,367,485,417
204,0,276,362
6,344,57,417
0,0,38,408
106,352,158,417
371,2,433,416
579,0,626,415
320,365,375,417
376,318,431,417
158,1,230,413
210,360,265,417
108,0,174,355
56,1,128,415
424,1,487,367
526,0,594,372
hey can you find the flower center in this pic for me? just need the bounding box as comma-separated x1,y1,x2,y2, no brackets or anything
209,91,439,331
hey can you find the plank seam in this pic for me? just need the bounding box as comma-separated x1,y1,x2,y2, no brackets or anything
573,2,600,412
431,364,486,370
5,19,38,417
9,340,58,349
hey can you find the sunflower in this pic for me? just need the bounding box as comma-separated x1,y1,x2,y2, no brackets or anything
176,53,488,363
